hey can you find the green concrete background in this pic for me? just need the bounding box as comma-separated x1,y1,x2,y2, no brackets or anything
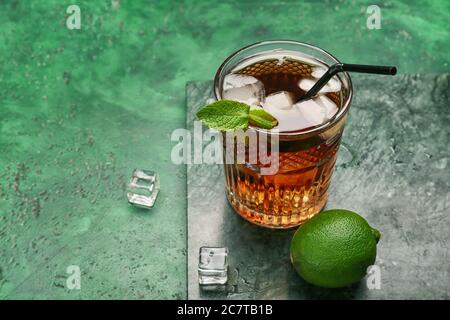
0,0,448,299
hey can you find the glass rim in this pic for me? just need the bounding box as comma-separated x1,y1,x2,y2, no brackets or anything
213,40,353,138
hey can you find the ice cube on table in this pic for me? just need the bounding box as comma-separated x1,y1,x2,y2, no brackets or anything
222,74,265,106
262,91,295,110
298,76,341,93
127,169,160,209
198,246,228,285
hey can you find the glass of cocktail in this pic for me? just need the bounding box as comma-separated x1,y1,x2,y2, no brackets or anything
214,40,353,228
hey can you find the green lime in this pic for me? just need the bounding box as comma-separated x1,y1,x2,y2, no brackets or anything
290,209,380,288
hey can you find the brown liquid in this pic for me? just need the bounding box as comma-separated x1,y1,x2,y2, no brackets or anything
223,57,346,228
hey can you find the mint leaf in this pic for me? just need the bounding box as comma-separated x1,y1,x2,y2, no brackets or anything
196,100,249,131
196,100,278,131
249,108,278,129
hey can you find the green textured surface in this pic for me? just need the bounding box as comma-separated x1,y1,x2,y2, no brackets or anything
0,0,449,299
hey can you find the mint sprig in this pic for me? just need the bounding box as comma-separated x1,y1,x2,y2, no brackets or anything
248,107,278,129
196,100,278,131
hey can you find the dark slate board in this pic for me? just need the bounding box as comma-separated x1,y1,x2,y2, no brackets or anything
187,74,450,299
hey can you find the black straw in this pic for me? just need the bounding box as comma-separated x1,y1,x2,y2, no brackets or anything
299,63,397,102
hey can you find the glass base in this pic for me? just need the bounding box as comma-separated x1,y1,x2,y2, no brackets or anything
226,189,328,229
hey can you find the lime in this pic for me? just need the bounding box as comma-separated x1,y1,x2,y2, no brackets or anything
290,209,380,288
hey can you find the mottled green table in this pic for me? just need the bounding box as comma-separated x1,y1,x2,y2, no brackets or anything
0,0,449,299
187,75,450,299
